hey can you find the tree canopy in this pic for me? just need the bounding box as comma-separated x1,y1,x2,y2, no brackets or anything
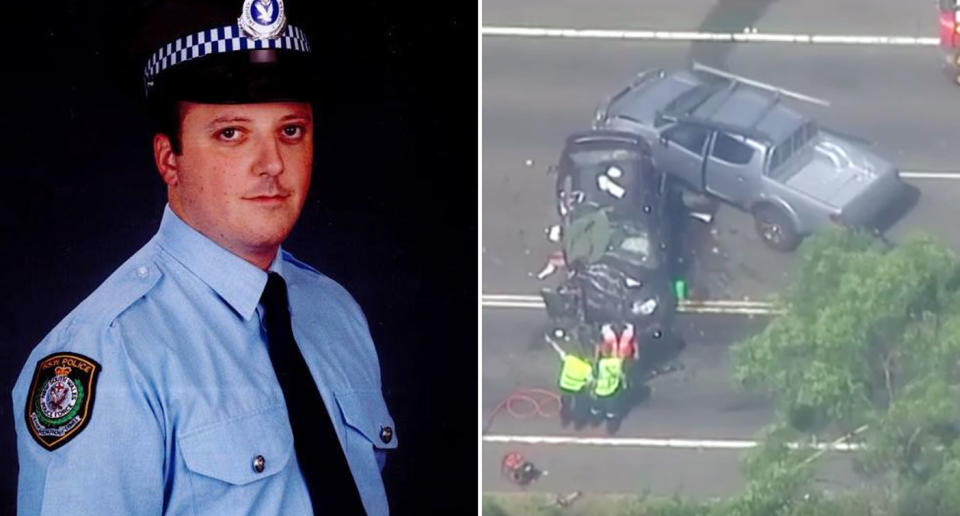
731,227,960,515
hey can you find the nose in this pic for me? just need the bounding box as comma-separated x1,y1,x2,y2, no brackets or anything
254,134,284,177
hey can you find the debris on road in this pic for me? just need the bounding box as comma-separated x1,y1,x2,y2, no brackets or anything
501,451,547,486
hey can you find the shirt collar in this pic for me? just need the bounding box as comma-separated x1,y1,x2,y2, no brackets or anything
156,204,285,321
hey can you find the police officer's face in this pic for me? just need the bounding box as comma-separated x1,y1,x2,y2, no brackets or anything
155,102,313,265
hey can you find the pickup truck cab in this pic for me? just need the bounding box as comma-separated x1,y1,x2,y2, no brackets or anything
594,65,905,251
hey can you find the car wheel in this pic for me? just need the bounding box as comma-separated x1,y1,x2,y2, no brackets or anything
754,206,800,252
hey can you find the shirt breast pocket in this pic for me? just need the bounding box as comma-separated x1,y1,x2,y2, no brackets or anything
335,390,398,471
177,405,301,513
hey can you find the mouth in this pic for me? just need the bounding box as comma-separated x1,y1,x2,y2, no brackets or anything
244,194,290,204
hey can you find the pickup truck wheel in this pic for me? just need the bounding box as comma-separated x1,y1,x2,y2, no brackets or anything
754,206,800,252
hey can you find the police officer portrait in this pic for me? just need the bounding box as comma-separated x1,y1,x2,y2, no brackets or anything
1,0,475,514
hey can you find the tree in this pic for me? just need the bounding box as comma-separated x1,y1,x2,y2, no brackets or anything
730,227,960,515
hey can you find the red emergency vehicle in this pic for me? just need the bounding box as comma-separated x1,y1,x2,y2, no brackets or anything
939,0,960,83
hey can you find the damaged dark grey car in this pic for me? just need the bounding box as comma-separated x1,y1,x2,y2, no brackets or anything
542,130,682,340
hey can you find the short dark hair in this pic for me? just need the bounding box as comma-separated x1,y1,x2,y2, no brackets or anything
149,97,184,155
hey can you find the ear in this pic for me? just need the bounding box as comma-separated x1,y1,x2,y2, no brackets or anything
153,133,180,186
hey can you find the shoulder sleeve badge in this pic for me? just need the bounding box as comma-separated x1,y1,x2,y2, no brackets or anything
25,352,101,451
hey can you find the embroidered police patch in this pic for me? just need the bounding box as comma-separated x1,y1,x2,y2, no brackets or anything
25,353,101,451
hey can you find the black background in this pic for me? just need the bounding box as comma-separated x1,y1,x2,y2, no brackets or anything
0,1,476,513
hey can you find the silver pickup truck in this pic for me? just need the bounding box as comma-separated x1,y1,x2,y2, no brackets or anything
593,63,906,251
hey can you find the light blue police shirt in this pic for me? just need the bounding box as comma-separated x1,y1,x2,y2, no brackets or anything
13,205,397,515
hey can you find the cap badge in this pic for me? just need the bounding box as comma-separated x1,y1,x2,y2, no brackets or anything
239,0,286,40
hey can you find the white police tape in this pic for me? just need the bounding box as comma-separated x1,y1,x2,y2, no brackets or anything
481,26,940,46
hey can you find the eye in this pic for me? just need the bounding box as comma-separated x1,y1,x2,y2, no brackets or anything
217,127,243,141
282,125,305,138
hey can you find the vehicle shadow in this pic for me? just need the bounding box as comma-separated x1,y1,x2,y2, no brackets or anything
668,190,728,300
873,182,922,236
688,0,779,66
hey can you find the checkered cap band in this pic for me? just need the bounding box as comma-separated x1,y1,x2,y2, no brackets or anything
143,24,311,89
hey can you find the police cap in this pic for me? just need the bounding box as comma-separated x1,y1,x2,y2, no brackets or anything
136,0,317,105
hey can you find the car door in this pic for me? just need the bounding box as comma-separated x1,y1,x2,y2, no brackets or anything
652,122,710,191
655,171,680,277
704,131,762,209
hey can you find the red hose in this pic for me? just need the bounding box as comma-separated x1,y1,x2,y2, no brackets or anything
482,388,561,434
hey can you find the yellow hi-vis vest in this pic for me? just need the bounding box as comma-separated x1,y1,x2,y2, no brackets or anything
559,355,593,392
594,357,624,397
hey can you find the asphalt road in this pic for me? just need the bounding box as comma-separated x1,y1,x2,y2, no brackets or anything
482,442,859,499
483,310,767,439
483,39,960,299
481,308,860,496
481,0,960,500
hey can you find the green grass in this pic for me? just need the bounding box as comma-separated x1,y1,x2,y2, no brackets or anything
481,493,712,516
481,492,879,516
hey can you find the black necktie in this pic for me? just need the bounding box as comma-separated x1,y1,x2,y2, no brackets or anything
260,272,366,515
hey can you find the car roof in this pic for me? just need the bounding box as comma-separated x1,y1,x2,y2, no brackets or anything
620,70,810,145
607,71,700,124
559,130,658,182
691,86,805,141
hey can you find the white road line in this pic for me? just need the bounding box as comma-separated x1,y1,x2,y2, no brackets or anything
483,300,547,309
483,294,545,301
483,434,861,451
682,300,775,308
482,300,782,315
901,171,960,180
485,294,773,307
680,306,784,315
482,294,784,315
482,26,939,46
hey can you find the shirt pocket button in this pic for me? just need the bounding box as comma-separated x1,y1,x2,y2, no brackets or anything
252,454,266,474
